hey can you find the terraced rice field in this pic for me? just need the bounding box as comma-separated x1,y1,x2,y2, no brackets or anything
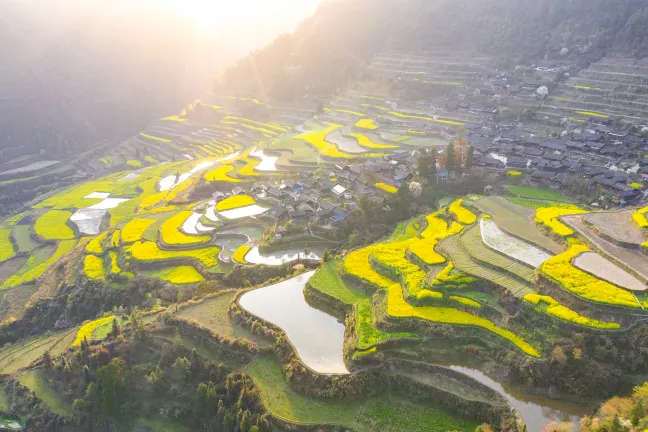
479,218,551,268
474,197,564,255
574,252,646,291
437,236,534,297
584,210,647,246
562,215,648,282
0,329,77,375
462,224,536,282
175,292,271,347
249,355,480,432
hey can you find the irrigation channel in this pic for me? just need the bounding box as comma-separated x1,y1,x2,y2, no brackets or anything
240,272,590,430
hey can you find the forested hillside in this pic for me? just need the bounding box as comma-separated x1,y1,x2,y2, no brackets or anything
223,0,648,99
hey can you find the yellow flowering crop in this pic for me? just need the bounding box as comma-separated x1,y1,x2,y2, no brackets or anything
130,241,220,268
449,199,477,225
633,206,648,229
350,133,398,149
109,251,121,274
386,283,540,357
84,255,105,280
155,266,205,284
140,133,171,143
375,182,398,193
232,245,251,264
535,206,586,237
408,213,463,265
449,296,481,308
524,294,620,329
111,230,121,248
355,118,378,130
34,210,75,240
121,218,156,244
541,244,643,308
86,232,107,255
576,111,609,118
216,195,255,211
73,316,115,346
160,211,211,246
204,165,241,183
507,171,523,176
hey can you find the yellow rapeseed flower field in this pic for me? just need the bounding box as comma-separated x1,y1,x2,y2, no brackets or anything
524,294,620,329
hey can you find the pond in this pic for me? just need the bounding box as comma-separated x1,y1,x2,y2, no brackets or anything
219,205,269,220
574,252,647,291
436,363,589,432
213,235,249,261
250,148,278,171
239,271,349,374
70,196,130,235
480,218,551,268
244,246,321,266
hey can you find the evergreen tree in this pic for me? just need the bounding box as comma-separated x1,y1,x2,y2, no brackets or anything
111,318,120,338
83,365,91,384
43,350,52,370
446,143,455,171
466,145,475,169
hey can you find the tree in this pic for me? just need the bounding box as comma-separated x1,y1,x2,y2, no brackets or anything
466,146,475,169
445,143,455,171
43,350,52,370
631,400,644,426
111,318,120,338
95,358,127,418
552,346,567,363
417,154,437,182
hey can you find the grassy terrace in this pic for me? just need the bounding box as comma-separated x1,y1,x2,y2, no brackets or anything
129,241,223,273
474,197,564,255
460,224,536,282
141,266,205,284
175,292,271,347
160,211,211,246
437,236,534,298
505,185,570,202
34,210,75,240
18,370,71,416
249,355,480,432
3,240,77,288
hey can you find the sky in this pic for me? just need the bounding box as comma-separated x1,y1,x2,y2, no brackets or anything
131,0,324,39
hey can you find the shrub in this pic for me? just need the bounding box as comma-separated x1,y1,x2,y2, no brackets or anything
232,245,251,264
375,182,397,193
121,218,156,243
524,294,620,329
541,244,644,309
449,199,477,225
84,255,105,280
535,206,586,237
73,316,115,346
160,211,211,246
216,195,255,211
86,232,107,254
34,210,75,240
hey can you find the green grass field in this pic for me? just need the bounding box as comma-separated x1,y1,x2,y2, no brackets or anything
506,185,569,202
136,417,198,432
0,329,77,374
176,293,272,347
18,370,71,416
308,261,368,305
268,134,320,163
249,355,480,432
